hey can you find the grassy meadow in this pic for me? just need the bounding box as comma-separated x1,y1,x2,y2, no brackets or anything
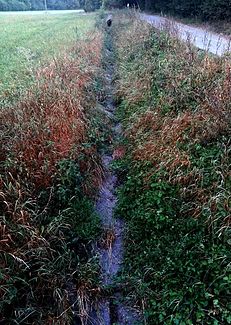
0,11,96,104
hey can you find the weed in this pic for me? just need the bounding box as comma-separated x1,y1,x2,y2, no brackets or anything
113,11,231,324
0,26,106,324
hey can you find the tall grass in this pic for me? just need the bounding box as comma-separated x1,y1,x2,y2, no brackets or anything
0,12,96,105
0,29,106,324
113,12,231,324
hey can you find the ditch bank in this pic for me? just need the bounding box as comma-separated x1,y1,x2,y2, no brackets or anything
113,12,231,325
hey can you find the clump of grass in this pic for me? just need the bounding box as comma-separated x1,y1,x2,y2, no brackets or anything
0,30,107,324
113,12,231,324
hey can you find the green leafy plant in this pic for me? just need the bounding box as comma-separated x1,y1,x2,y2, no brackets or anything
113,11,231,324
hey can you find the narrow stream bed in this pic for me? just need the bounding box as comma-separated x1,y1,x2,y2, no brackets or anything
88,26,140,325
68,23,141,325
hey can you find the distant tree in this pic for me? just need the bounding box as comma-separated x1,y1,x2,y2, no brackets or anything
30,0,44,10
0,0,81,11
0,0,8,10
201,0,231,20
84,0,94,11
2,0,230,20
0,0,7,10
67,0,80,9
103,0,142,9
144,0,152,11
47,0,80,10
103,0,231,21
0,0,29,11
84,0,101,11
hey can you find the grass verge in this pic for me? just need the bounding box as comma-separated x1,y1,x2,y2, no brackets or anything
0,17,110,324
113,12,231,324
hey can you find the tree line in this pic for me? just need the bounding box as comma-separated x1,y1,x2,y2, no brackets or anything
0,0,83,11
0,0,230,25
0,0,104,11
105,0,231,21
144,0,231,21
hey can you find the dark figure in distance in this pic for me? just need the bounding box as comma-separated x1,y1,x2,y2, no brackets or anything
106,15,112,27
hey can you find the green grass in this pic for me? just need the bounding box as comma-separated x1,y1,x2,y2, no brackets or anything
0,13,108,324
0,12,96,104
113,12,231,324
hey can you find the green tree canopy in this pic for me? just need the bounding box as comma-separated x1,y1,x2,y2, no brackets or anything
0,0,83,11
104,0,231,21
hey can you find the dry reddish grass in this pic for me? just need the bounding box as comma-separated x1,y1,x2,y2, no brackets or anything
1,32,103,192
0,30,104,324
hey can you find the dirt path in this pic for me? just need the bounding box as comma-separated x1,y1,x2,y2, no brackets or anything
141,13,231,56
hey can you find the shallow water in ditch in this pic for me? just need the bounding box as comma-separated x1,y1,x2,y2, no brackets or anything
96,154,124,286
88,39,140,325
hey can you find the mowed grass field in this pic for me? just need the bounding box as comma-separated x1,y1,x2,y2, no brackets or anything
0,11,96,103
